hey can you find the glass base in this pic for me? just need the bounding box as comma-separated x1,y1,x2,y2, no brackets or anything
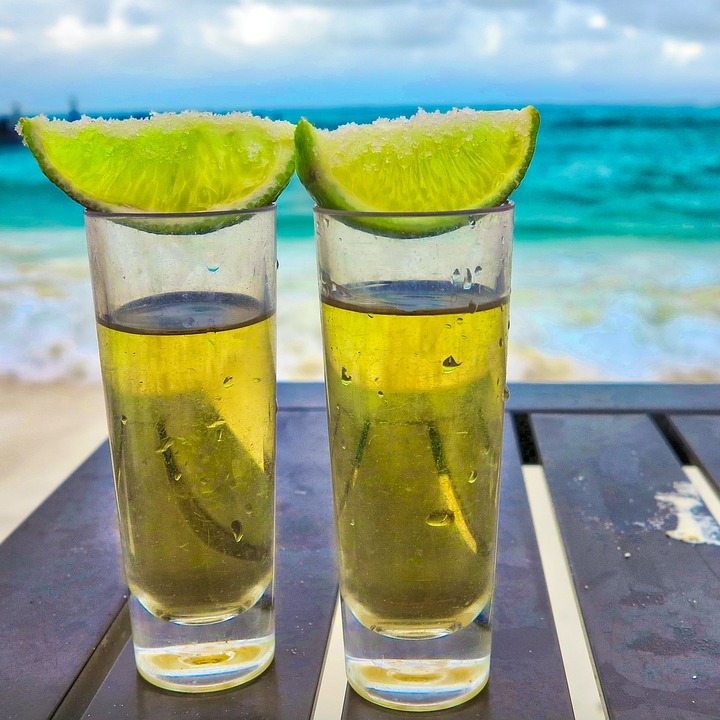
129,589,274,693
342,599,492,712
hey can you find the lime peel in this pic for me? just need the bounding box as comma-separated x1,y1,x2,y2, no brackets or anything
16,111,295,216
295,106,539,235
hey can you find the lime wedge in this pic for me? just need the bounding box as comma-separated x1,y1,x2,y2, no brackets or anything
17,111,295,215
295,107,539,236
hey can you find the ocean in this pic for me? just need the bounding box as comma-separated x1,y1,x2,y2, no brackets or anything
1,104,719,382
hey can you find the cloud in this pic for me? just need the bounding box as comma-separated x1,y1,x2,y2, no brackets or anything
202,2,329,50
45,2,159,52
662,39,705,65
1,0,718,110
581,0,720,42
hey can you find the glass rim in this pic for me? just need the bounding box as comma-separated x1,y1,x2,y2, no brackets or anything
313,200,514,219
84,204,276,220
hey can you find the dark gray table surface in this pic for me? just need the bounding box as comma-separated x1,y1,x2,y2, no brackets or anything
2,383,720,720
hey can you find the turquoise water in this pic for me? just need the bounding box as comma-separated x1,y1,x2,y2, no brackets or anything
1,104,719,381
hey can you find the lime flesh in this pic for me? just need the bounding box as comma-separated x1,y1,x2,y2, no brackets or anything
295,107,539,235
17,112,295,215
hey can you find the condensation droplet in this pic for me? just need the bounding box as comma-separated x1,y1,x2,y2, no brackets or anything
377,390,384,397
456,317,464,324
474,265,482,276
442,355,462,370
207,265,220,273
253,377,261,383
231,520,244,542
367,313,374,319
499,337,504,347
341,367,352,385
503,386,510,401
206,419,226,429
451,268,461,285
426,510,454,527
120,415,127,426
156,438,174,454
463,268,472,290
244,503,253,515
469,470,478,484
223,376,234,388
349,519,355,526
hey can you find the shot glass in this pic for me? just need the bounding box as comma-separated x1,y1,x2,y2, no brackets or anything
315,204,513,712
85,208,277,692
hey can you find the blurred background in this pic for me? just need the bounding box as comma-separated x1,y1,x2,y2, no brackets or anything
0,0,719,533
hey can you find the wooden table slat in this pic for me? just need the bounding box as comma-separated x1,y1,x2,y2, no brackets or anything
342,416,574,720
532,413,720,720
0,444,126,720
507,383,720,414
668,415,720,490
78,409,338,720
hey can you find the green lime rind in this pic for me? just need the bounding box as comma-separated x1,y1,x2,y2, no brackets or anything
295,107,540,238
17,112,295,234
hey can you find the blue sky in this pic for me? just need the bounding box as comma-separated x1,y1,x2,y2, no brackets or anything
1,0,719,114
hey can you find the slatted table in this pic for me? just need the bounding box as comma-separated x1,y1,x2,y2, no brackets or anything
2,383,720,720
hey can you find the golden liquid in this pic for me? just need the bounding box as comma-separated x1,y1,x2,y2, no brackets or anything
322,282,507,637
97,292,276,624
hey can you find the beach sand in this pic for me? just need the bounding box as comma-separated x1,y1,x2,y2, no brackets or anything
0,379,107,542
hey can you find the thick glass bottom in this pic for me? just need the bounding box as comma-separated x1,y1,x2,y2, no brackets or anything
129,589,274,693
342,598,492,712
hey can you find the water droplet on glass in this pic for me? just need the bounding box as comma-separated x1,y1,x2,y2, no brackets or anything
341,367,352,385
182,317,196,329
223,376,234,388
231,520,244,542
469,470,478,484
323,216,330,227
207,265,220,273
503,386,510,401
349,519,355,526
445,323,452,329
367,313,374,319
442,355,462,371
156,438,174,454
463,268,472,290
474,265,482,276
206,418,226,429
499,337,504,347
244,503,253,515
469,217,477,227
276,259,279,269
451,268,461,285
120,415,127,426
377,390,384,397
253,377,261,384
174,473,182,482
456,317,463,324
426,510,454,527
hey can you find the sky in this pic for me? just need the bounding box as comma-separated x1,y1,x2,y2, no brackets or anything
1,0,719,114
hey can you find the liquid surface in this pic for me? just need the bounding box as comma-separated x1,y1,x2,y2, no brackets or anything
322,281,508,637
97,292,276,623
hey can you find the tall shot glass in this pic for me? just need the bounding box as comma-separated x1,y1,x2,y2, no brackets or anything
85,208,277,692
315,204,513,712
